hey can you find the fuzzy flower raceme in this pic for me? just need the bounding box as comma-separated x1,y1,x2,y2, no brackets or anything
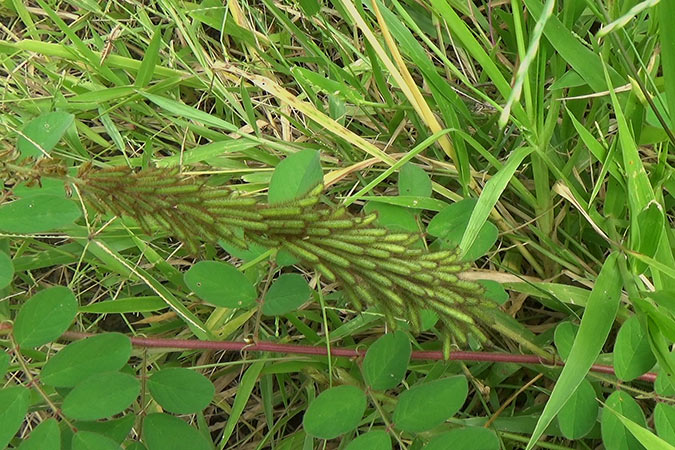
75,165,495,345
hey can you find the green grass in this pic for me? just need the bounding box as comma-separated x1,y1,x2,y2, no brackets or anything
1,0,674,449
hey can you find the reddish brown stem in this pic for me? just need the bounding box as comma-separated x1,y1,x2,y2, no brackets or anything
58,330,657,383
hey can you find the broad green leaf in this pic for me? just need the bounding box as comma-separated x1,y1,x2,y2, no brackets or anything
655,403,675,445
303,385,367,439
17,111,74,157
17,418,60,450
364,202,419,233
614,315,656,381
0,250,13,289
147,368,215,414
557,379,598,439
613,411,675,450
62,371,140,420
427,199,498,260
554,322,578,361
359,196,448,211
0,195,81,233
78,296,167,314
298,0,321,16
363,331,411,390
525,253,622,449
0,352,9,377
393,376,468,433
72,431,121,450
184,260,257,308
14,286,78,347
344,430,392,450
458,146,532,259
143,413,212,450
275,249,301,268
0,386,30,449
601,391,647,450
13,177,66,199
268,149,322,204
423,427,499,450
41,333,132,387
477,280,509,305
262,273,312,316
398,163,431,197
75,415,135,444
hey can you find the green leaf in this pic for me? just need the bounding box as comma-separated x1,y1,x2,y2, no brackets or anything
262,273,312,316
398,163,432,197
72,431,121,450
344,430,392,450
364,202,419,233
458,146,532,259
135,27,162,88
525,253,622,449
75,415,135,444
477,280,509,305
41,333,132,387
298,0,320,16
427,199,498,260
184,260,257,308
655,403,675,445
78,296,167,314
17,111,74,157
16,418,60,450
14,286,78,347
557,379,598,439
635,201,665,273
423,427,499,450
614,315,656,381
147,368,215,414
0,250,14,289
62,371,140,420
393,376,468,433
601,391,647,450
363,331,411,390
268,149,322,204
303,385,368,439
0,352,9,378
0,195,81,233
0,386,31,449
554,321,578,361
143,413,212,450
219,360,265,445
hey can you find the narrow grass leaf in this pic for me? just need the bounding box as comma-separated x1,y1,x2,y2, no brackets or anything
458,146,532,258
135,27,162,88
525,253,622,449
303,385,367,440
393,376,467,433
78,296,167,314
14,286,77,348
219,361,265,447
41,333,132,387
601,393,658,450
143,413,212,450
659,0,675,130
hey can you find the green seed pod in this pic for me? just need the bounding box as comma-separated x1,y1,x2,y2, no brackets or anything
217,216,269,231
282,242,320,263
315,264,336,282
259,206,303,217
154,184,201,195
312,238,364,255
292,240,351,268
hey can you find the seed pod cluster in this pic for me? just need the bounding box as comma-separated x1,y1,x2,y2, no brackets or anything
76,165,493,344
